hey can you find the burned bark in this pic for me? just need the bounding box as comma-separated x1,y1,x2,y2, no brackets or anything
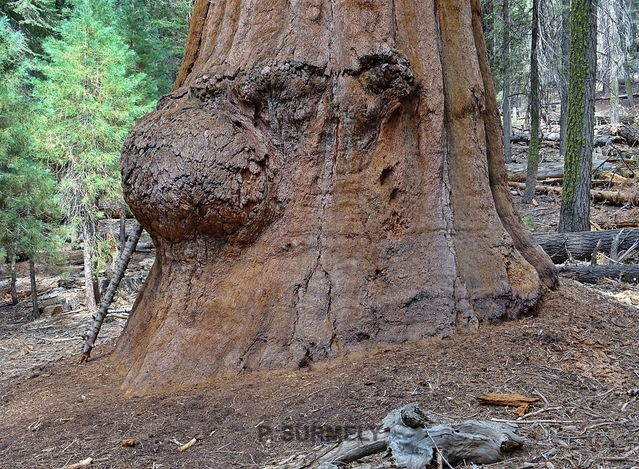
113,0,557,393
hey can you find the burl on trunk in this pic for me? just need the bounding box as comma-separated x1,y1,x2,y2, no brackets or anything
114,0,557,393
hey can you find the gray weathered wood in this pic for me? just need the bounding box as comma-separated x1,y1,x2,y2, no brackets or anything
506,160,611,182
263,403,523,469
534,228,639,263
559,264,639,283
80,221,143,362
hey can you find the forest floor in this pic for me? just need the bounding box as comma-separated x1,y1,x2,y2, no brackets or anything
0,281,638,469
1,140,639,469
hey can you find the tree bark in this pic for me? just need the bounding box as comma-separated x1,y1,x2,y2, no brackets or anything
29,259,39,319
9,254,18,305
80,221,143,362
523,0,540,204
533,228,639,263
501,0,512,164
113,0,557,394
559,0,598,232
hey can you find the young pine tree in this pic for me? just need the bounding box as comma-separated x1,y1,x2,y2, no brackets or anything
33,0,152,312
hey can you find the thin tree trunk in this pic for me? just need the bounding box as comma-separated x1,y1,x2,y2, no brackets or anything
9,254,18,305
29,259,39,319
80,221,143,362
482,0,495,69
559,0,598,232
624,0,636,107
92,274,101,306
609,0,621,126
523,0,540,204
82,222,98,313
501,0,512,163
119,205,127,252
559,0,570,157
624,66,634,107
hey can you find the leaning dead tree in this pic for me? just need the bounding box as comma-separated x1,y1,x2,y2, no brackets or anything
113,0,557,393
80,221,143,362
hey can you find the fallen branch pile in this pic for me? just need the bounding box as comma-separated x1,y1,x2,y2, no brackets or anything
533,228,639,283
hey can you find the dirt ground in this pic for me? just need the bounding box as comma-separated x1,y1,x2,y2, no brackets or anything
0,280,638,469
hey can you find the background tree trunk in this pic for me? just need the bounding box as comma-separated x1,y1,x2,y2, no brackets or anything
29,259,39,319
113,0,557,394
559,0,570,158
501,0,512,164
9,254,18,305
81,221,98,313
119,205,127,252
523,0,540,204
559,0,598,232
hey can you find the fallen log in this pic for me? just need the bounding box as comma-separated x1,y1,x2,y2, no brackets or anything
508,181,639,205
533,228,639,263
511,133,620,147
506,160,612,182
263,403,523,469
617,124,639,146
559,264,639,283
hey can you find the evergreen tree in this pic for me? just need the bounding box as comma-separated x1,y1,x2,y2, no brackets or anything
117,0,164,95
0,17,61,314
33,0,152,312
1,0,63,53
116,0,193,94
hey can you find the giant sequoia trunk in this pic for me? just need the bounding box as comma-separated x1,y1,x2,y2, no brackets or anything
114,0,557,393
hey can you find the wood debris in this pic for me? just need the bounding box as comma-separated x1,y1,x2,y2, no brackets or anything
478,392,540,416
61,458,93,469
177,437,197,452
120,438,136,447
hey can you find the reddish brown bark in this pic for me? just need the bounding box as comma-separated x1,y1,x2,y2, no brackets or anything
114,0,557,394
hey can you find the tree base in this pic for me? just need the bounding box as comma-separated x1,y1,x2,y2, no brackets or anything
113,0,557,394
